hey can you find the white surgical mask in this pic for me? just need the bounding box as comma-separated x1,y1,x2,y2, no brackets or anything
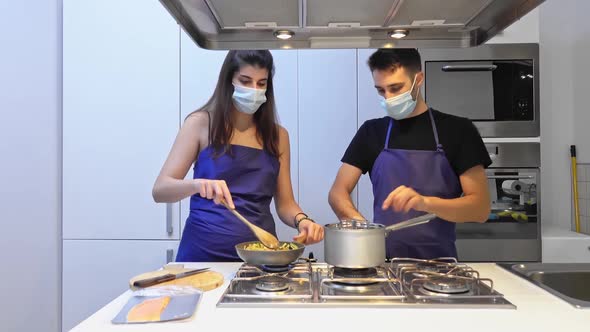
232,83,267,114
381,75,419,120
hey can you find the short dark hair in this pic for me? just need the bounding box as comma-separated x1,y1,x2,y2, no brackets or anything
367,48,422,76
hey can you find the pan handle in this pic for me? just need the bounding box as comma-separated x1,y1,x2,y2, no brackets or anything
384,213,437,234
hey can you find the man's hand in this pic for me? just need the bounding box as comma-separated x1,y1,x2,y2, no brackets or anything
382,185,429,213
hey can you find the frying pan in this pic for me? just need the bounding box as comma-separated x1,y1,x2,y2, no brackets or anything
235,241,305,266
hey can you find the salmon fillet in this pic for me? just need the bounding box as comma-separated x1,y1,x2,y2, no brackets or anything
126,296,171,322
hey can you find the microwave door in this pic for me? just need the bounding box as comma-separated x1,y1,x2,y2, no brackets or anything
425,61,495,120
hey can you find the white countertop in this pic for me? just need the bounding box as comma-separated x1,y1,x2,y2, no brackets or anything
543,226,590,238
71,263,589,332
542,227,590,263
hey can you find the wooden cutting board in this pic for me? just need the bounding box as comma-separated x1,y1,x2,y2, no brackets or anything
129,267,224,292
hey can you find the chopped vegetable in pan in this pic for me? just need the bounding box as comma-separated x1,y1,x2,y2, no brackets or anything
244,242,299,251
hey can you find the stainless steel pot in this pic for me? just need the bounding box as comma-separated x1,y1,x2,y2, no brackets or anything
324,213,436,268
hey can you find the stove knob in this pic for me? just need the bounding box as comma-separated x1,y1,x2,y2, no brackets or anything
308,252,317,262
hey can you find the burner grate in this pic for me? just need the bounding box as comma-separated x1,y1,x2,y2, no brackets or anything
255,276,290,292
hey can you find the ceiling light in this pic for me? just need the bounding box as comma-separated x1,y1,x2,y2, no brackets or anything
389,29,409,39
274,30,294,40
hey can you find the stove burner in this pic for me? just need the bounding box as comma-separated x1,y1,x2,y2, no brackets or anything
331,267,379,286
407,263,438,278
415,262,443,272
323,281,382,293
255,276,290,292
422,276,471,294
333,267,378,279
260,264,292,273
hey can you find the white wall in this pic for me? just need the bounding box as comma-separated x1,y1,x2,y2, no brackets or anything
572,4,590,162
0,1,61,332
487,7,540,44
538,0,589,231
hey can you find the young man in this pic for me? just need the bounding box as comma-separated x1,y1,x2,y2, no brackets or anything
328,48,491,260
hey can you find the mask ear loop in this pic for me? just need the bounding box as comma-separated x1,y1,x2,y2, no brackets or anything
383,73,420,102
409,74,420,101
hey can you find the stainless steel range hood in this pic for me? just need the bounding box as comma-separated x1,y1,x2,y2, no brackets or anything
159,0,544,49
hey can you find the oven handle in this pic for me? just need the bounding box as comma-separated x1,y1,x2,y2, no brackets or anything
442,64,497,72
487,175,535,179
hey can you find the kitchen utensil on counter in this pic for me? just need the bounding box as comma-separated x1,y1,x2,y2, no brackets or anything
571,145,581,233
235,241,305,266
220,198,280,249
129,267,224,291
324,213,436,268
132,268,209,288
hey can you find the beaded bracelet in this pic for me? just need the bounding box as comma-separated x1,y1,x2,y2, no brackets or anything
293,212,308,227
295,216,315,231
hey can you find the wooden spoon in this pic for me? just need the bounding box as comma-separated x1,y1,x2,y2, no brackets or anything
220,199,280,250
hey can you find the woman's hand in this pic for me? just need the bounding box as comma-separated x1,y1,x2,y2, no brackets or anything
293,220,324,245
194,178,235,209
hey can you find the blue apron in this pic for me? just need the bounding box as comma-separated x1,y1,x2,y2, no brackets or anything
176,145,279,262
371,110,463,259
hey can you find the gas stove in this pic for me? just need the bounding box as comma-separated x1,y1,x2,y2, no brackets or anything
217,258,516,308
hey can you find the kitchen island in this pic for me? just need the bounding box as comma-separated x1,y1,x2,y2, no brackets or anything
71,263,589,331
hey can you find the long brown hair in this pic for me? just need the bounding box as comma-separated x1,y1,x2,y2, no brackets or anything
192,50,279,157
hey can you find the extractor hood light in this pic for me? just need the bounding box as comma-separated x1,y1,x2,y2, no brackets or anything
389,29,409,39
274,30,294,40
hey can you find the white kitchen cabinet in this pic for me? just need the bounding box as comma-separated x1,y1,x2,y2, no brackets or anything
63,0,181,239
62,240,179,331
269,50,301,245
356,49,383,222
298,50,358,259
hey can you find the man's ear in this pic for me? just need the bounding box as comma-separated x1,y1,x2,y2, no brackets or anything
415,71,425,87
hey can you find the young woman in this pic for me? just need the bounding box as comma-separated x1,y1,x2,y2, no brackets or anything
153,50,324,261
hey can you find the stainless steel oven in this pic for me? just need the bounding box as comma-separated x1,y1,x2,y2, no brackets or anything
456,143,541,262
420,43,539,137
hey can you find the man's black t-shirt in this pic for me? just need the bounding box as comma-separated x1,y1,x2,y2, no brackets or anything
342,109,492,177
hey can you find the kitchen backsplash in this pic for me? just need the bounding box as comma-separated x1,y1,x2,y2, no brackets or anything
576,163,590,235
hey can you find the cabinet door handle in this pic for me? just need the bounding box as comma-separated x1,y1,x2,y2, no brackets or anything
442,64,497,72
486,145,499,159
166,203,173,235
487,175,535,179
166,249,174,263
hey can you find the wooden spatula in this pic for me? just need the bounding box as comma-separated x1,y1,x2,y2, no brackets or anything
220,198,280,249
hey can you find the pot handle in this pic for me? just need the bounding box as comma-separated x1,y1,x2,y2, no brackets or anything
384,213,437,234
